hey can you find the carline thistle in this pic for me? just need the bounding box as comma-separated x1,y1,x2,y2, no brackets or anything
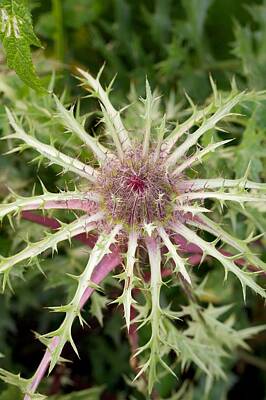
0,67,265,398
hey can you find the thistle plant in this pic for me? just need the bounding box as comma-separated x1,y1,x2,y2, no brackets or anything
0,68,265,399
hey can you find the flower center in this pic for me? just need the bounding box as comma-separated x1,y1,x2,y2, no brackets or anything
97,148,178,227
126,174,146,193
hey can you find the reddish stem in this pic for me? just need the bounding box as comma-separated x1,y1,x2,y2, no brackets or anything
21,211,98,247
173,233,202,253
24,247,121,400
79,246,122,308
21,211,61,230
20,210,265,398
24,336,60,399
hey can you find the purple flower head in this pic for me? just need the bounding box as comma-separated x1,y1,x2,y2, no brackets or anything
0,69,265,397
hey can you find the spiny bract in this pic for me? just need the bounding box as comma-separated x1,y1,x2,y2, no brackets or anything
0,68,265,398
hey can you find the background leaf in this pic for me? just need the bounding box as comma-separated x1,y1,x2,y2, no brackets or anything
0,0,45,92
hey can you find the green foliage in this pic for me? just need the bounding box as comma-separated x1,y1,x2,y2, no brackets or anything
0,369,44,399
0,0,45,92
233,103,266,181
90,291,108,326
232,1,266,89
0,386,22,400
0,0,265,399
49,386,104,399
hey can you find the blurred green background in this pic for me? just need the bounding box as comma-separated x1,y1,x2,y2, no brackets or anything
0,0,266,399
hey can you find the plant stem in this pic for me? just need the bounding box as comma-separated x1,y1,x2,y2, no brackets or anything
24,249,121,399
22,211,266,278
21,211,98,247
